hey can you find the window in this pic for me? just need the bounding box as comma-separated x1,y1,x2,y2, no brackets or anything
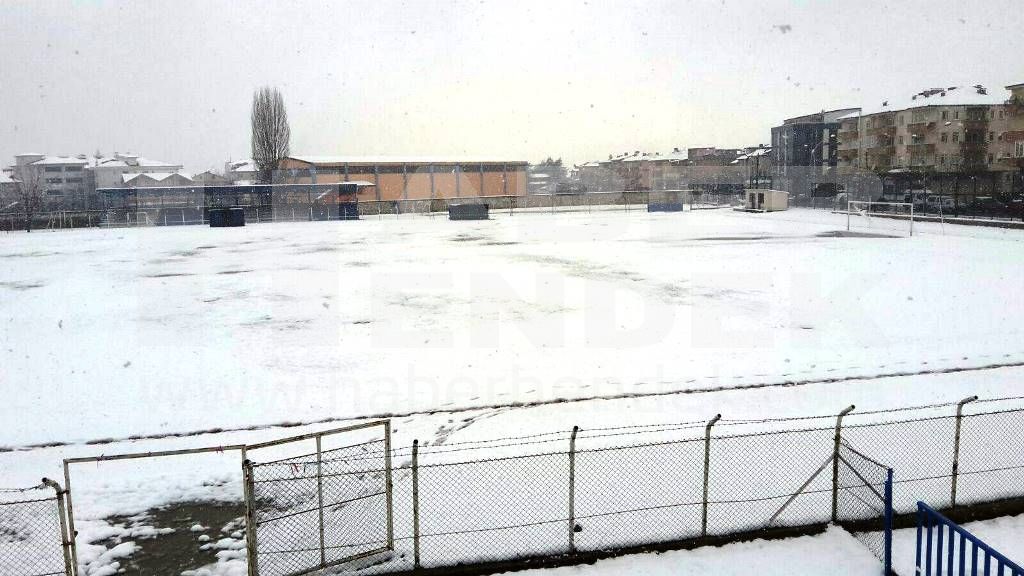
898,136,904,144
941,132,948,142
954,110,960,120
988,154,994,164
46,177,63,184
1017,141,1024,158
44,166,62,172
941,111,948,120
939,155,946,165
952,132,959,143
898,114,904,125
988,132,994,142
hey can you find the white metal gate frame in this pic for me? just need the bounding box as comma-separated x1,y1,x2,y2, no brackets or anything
242,419,395,576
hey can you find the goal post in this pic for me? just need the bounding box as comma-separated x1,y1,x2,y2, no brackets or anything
846,200,915,237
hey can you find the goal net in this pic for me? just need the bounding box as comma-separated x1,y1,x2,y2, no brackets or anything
845,201,914,237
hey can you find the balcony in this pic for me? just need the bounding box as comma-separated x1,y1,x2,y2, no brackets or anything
866,125,897,137
907,120,936,131
907,143,936,154
865,145,895,156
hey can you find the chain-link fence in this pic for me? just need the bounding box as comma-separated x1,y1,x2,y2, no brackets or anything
1,188,737,232
243,421,393,576
48,400,1024,576
835,442,893,571
310,404,1022,575
0,481,72,576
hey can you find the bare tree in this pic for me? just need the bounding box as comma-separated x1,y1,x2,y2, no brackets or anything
12,168,44,232
251,86,291,184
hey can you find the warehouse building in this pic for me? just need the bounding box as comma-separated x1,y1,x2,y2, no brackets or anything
277,156,527,201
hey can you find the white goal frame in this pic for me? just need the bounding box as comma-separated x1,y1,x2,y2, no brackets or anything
847,200,915,237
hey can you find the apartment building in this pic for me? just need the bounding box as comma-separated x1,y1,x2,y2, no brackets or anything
835,83,1024,199
12,153,91,207
771,108,860,198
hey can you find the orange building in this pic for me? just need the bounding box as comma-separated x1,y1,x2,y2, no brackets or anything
277,156,528,201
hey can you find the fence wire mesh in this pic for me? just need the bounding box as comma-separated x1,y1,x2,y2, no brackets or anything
836,442,892,565
247,437,390,576
0,485,68,576
237,405,1024,576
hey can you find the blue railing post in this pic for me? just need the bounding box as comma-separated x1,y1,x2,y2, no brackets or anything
916,502,1024,576
917,502,925,575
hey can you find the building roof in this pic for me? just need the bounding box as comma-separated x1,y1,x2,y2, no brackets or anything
227,160,257,173
0,173,17,184
860,85,1010,116
96,158,180,169
123,172,193,184
288,155,528,166
30,155,90,166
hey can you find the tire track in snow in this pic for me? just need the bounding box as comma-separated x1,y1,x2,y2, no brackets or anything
3,357,1024,454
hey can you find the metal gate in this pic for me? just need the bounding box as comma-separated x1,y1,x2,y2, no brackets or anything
242,420,394,576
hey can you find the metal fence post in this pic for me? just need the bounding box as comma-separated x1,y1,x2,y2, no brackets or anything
951,395,978,508
42,478,73,576
241,449,260,576
412,439,421,569
832,405,856,523
384,420,395,550
61,460,79,574
568,425,579,553
884,468,894,575
316,434,326,568
701,414,721,537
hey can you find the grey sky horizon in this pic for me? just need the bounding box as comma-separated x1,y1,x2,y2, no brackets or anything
1,0,1021,172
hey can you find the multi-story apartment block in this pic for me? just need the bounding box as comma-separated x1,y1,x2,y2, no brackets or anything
12,153,91,208
7,152,185,209
836,83,1024,200
771,108,860,198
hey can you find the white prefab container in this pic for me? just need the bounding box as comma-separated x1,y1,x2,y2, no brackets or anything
745,189,789,212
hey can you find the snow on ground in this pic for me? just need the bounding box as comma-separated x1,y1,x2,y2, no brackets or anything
3,207,1024,574
2,207,1023,449
505,526,882,576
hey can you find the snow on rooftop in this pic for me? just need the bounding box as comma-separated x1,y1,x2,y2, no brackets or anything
861,84,1011,116
31,155,90,166
289,155,527,165
227,161,257,173
95,155,180,169
122,171,193,184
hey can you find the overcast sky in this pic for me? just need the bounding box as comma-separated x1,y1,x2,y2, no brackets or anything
1,0,1021,172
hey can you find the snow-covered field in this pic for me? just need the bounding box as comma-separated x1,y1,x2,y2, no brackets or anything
3,207,1024,574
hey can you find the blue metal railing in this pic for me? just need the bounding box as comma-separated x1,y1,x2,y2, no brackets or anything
916,502,1024,576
